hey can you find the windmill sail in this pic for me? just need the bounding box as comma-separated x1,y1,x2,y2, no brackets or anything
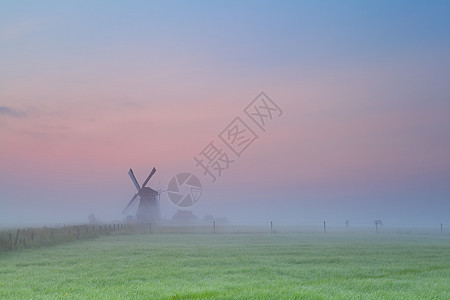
128,169,140,191
122,193,139,214
142,167,156,188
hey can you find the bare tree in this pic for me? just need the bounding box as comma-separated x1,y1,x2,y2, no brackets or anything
88,213,99,224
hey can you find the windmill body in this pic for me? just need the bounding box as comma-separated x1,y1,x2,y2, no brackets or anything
136,187,160,223
123,167,161,223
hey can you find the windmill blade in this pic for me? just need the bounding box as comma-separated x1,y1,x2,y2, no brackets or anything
128,169,140,191
122,193,139,214
142,167,156,188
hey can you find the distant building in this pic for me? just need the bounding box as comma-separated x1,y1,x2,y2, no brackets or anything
171,210,199,224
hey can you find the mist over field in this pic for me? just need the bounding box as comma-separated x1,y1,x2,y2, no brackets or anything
1,1,450,230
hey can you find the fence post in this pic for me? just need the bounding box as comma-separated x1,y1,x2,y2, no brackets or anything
270,221,273,233
14,229,20,249
323,221,326,233
213,221,216,233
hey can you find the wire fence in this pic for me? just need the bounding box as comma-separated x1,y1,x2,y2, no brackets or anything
0,223,132,252
0,221,447,253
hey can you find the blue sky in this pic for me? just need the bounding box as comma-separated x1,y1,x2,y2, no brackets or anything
1,1,450,226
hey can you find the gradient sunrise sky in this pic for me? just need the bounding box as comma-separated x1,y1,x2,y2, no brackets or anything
1,1,450,226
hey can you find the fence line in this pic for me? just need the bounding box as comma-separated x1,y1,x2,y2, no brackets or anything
1,221,447,253
0,223,134,252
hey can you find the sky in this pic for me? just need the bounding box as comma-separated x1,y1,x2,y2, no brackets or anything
1,1,450,227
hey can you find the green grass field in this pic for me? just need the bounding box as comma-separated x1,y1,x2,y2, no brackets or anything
0,232,449,299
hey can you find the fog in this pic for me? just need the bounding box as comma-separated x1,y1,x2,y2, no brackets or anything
1,2,450,230
1,162,449,229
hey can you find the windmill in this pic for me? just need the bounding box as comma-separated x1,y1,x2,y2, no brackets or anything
122,167,161,223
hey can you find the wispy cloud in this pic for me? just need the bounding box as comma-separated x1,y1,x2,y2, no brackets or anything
18,129,45,139
0,106,26,117
110,98,143,108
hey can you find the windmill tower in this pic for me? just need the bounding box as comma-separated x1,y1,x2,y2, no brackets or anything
122,167,161,223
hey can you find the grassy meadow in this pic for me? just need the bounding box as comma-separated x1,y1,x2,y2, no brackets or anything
0,231,449,299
